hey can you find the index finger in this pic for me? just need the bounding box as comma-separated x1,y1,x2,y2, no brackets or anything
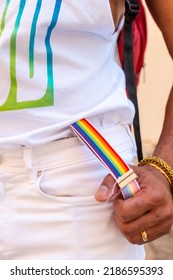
113,189,151,222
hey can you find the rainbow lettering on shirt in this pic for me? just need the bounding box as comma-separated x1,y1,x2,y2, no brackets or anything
0,0,62,111
0,0,10,37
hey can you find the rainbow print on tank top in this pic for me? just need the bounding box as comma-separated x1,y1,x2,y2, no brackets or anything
0,0,62,111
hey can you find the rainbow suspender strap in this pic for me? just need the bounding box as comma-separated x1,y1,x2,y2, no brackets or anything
70,118,140,200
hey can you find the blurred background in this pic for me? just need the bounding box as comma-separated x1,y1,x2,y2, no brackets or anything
137,3,173,259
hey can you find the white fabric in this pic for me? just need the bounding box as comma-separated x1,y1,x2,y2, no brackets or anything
0,0,142,261
0,0,134,146
0,124,145,260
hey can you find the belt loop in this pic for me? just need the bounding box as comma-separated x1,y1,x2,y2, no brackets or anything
23,147,32,169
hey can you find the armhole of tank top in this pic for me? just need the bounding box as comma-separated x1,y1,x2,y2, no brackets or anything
107,1,125,34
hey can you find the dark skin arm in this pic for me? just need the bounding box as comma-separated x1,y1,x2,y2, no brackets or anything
145,0,173,166
96,0,173,244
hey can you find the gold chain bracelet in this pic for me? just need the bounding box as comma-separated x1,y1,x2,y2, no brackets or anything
138,156,173,196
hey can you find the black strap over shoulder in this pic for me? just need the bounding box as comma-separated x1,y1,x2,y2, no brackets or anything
123,0,143,161
125,0,140,24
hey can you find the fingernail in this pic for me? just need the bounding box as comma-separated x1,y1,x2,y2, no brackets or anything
95,185,109,201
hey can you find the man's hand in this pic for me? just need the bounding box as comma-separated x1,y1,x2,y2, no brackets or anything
95,166,173,244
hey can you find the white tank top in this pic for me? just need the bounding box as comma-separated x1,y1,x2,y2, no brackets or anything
0,0,135,146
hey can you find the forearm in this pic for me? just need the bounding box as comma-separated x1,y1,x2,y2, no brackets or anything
145,0,173,58
153,86,173,167
144,0,173,167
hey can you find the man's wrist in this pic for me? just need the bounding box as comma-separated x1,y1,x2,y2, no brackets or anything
138,156,173,197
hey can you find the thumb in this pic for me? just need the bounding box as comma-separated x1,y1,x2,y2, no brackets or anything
95,174,118,202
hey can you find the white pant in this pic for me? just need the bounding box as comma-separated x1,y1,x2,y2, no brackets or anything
0,125,145,260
